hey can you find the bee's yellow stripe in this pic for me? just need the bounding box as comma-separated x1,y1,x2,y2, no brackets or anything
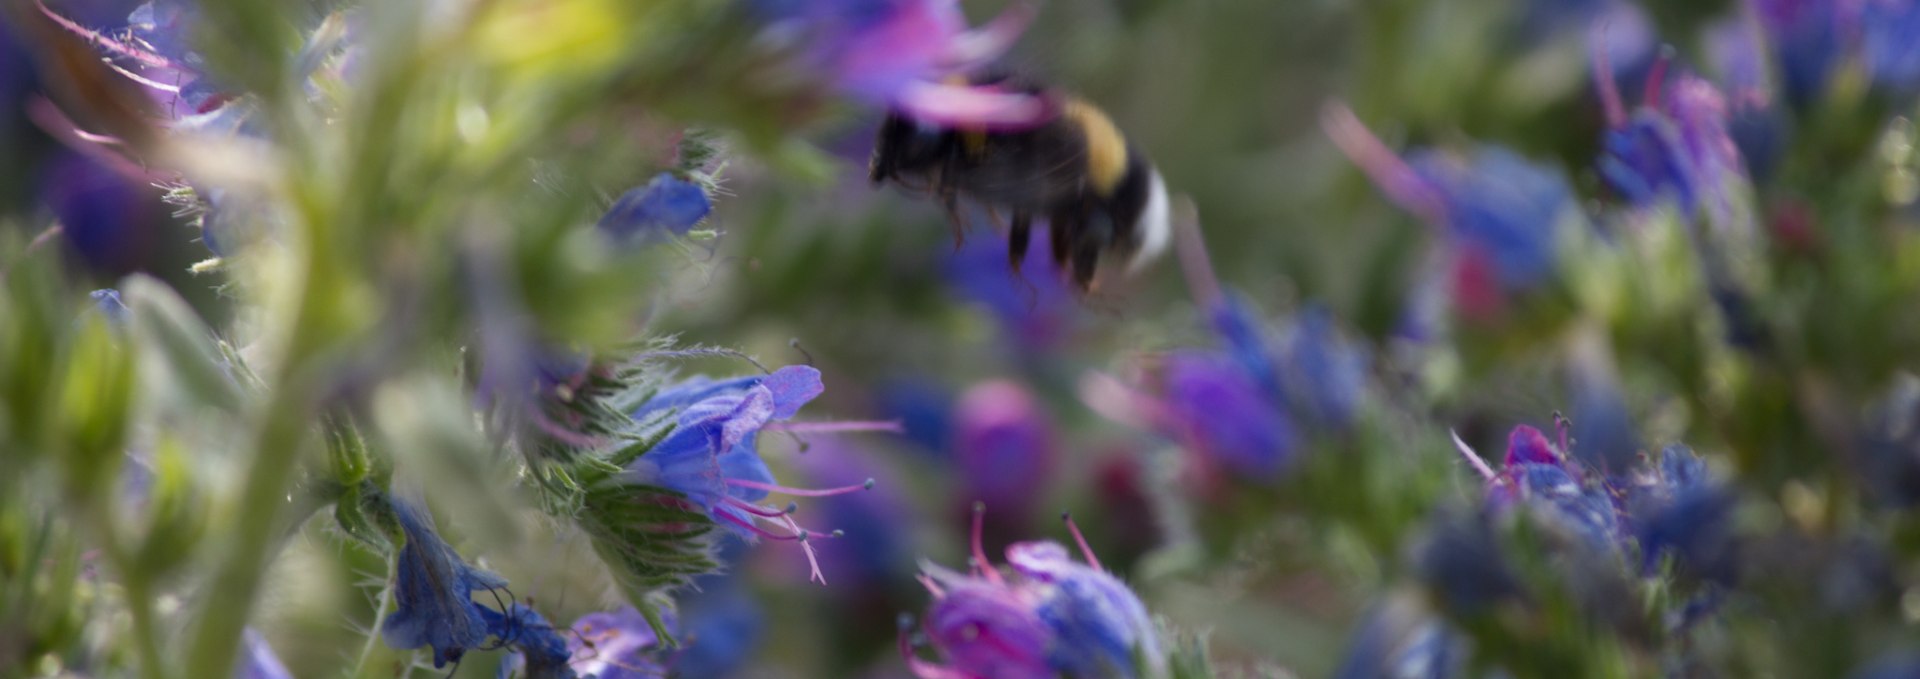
1061,98,1129,194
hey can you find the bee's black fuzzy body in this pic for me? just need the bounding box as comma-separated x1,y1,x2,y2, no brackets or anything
869,77,1170,290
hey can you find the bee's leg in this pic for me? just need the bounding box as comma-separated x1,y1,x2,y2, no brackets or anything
941,193,966,248
1072,206,1115,292
1050,207,1077,276
1007,211,1033,274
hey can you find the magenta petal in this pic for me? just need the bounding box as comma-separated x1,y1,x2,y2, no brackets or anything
893,81,1056,130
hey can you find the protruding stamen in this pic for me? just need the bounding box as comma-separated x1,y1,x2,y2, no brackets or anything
1321,101,1446,224
940,0,1036,70
830,529,846,538
1450,429,1499,481
1552,411,1573,455
783,515,826,585
1590,21,1627,128
916,573,946,598
1644,45,1676,111
725,477,874,497
723,496,794,518
969,501,1004,585
763,420,905,434
1061,512,1104,572
35,0,184,70
716,510,804,541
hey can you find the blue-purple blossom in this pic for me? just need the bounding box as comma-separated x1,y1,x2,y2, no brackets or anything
1628,446,1736,584
1335,605,1466,679
674,577,766,678
1861,0,1920,93
1468,425,1625,552
43,153,160,274
380,499,509,668
625,365,871,583
597,173,712,243
1591,35,1748,226
1160,352,1294,479
907,512,1164,679
566,607,674,679
953,380,1056,517
1276,305,1368,430
483,604,578,679
751,0,1046,127
1752,0,1850,106
943,233,1076,350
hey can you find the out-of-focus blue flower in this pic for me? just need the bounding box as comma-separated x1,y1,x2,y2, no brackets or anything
953,380,1056,517
1277,305,1369,430
1862,0,1920,93
625,365,872,583
1857,378,1920,507
792,436,915,583
380,499,510,668
1160,352,1294,479
235,629,293,679
43,153,160,274
1327,103,1576,318
1413,511,1523,616
674,578,767,678
1629,445,1736,584
1472,426,1625,552
1403,148,1572,293
1592,43,1749,227
1336,605,1468,679
596,173,712,243
90,289,129,325
566,607,674,679
1849,651,1920,679
943,233,1076,350
483,604,577,679
1568,359,1640,473
1752,0,1851,106
908,514,1165,679
1006,541,1163,678
875,378,953,456
1207,294,1282,399
752,0,1046,127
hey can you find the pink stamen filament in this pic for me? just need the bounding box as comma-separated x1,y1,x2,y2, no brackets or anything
1320,101,1447,224
722,496,793,518
1590,21,1627,128
528,406,604,448
1554,413,1573,456
1643,47,1673,111
1061,513,1104,572
1450,429,1498,481
969,502,1005,585
761,420,905,434
916,573,946,598
105,61,182,93
36,1,185,70
724,477,874,497
714,509,828,584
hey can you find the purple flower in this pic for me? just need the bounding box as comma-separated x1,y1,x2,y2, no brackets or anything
1160,352,1294,479
905,510,1164,678
791,436,916,584
42,153,160,274
1459,425,1625,553
1862,0,1920,93
753,0,1046,127
484,604,578,679
380,500,510,668
953,380,1056,517
235,629,293,679
1627,446,1736,584
597,173,712,243
1207,295,1282,399
674,579,766,678
1591,37,1748,225
624,365,873,583
567,607,674,679
1276,305,1368,430
1754,0,1850,104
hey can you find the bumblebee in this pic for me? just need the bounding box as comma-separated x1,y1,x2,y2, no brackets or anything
869,75,1171,291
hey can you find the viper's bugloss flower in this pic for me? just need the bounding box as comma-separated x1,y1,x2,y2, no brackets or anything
597,173,712,244
379,500,509,668
1324,104,1573,315
625,365,873,583
1862,0,1920,93
484,604,578,679
1207,294,1283,399
1277,305,1369,430
43,154,160,274
235,629,293,679
675,577,767,678
751,0,1048,127
905,509,1165,679
1412,511,1524,616
1458,425,1625,552
1592,40,1748,226
1628,446,1737,584
1161,352,1295,479
953,380,1056,516
1752,0,1850,106
1334,604,1465,679
567,607,675,679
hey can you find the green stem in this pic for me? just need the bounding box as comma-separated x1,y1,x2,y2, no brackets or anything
349,560,396,679
123,577,168,679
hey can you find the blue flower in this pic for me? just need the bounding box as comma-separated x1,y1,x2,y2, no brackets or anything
1862,0,1920,94
42,154,160,274
566,607,674,679
1752,0,1848,106
1277,305,1368,431
1629,446,1736,585
674,578,767,678
1160,353,1294,479
1481,426,1625,552
625,365,871,583
1007,541,1163,678
1207,294,1283,400
484,604,577,679
1405,148,1573,292
380,500,509,668
954,380,1057,517
597,173,712,243
943,233,1076,350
